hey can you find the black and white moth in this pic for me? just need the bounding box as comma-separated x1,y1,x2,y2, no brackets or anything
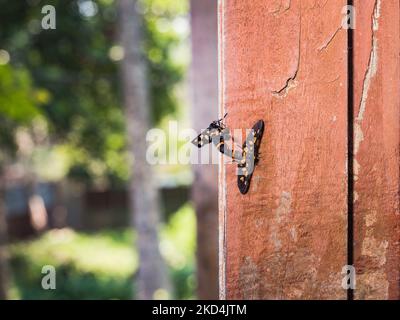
192,114,264,194
236,120,264,194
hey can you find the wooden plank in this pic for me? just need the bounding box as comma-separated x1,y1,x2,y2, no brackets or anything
219,0,348,299
353,0,400,299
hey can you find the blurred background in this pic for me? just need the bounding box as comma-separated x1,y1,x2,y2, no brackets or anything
0,0,218,299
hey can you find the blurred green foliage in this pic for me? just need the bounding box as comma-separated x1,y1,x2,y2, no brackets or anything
0,0,189,186
0,64,41,159
0,0,194,301
9,203,196,300
0,65,39,122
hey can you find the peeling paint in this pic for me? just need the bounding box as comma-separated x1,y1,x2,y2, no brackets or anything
252,175,262,192
281,251,319,299
282,0,291,12
354,0,381,155
362,237,388,266
271,0,291,15
354,125,365,156
354,158,360,181
290,226,297,242
270,231,282,251
365,210,377,227
255,218,264,229
270,192,292,251
359,200,389,298
357,272,389,300
276,192,292,222
239,256,260,299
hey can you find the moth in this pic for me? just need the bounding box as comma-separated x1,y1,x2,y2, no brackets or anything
192,114,264,194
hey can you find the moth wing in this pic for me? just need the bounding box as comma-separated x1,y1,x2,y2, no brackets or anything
191,128,212,148
237,120,264,194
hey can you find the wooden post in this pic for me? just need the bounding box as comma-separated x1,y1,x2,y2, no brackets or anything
219,0,348,299
218,0,400,300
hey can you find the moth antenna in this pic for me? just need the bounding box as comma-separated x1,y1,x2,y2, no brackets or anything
218,113,228,123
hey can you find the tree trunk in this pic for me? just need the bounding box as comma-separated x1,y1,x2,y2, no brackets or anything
0,176,10,300
190,0,219,299
118,0,171,299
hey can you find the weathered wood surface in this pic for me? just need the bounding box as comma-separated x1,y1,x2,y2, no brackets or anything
219,0,348,299
353,0,400,300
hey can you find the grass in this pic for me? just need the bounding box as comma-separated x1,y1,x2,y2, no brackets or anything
8,203,196,300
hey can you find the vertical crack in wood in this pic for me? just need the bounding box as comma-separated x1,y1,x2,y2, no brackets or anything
347,0,355,301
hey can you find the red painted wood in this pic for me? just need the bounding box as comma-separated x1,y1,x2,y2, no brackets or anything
353,0,400,299
219,0,348,299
